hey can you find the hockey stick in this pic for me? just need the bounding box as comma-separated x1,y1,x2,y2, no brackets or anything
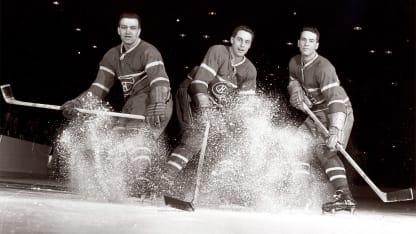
303,103,414,202
164,121,210,211
1,84,145,120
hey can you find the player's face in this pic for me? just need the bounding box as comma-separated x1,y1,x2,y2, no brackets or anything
230,30,253,58
298,31,319,57
118,18,141,45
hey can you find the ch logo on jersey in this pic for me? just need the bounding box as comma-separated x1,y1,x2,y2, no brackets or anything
118,75,138,97
211,81,232,103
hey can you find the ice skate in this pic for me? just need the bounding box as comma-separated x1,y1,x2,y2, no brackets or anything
129,177,151,201
161,174,195,211
322,189,357,214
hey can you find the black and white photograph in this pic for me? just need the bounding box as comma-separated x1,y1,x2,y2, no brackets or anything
0,0,415,233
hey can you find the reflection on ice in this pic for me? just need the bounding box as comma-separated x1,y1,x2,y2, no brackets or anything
0,188,413,234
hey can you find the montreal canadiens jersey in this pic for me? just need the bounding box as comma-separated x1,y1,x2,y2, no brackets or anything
288,54,351,114
189,45,257,101
91,39,170,99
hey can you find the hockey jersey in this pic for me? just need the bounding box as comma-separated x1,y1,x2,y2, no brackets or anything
288,54,351,114
89,39,170,99
189,45,257,104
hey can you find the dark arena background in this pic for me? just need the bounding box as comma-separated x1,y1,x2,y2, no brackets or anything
0,0,415,233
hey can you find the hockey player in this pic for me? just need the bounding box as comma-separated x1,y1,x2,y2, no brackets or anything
61,12,173,196
161,25,257,200
287,27,356,213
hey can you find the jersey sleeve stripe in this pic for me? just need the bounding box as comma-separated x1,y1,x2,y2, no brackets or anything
99,66,115,76
92,83,110,93
145,61,164,70
200,63,217,77
191,80,209,88
321,82,339,92
327,97,350,106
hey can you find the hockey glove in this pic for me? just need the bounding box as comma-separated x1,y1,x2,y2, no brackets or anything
146,103,168,128
62,91,104,119
62,97,83,119
192,93,211,122
146,86,171,128
327,126,342,151
326,112,347,151
289,86,312,112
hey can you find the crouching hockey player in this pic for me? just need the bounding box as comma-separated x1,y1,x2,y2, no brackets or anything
61,12,173,198
159,25,257,210
287,27,356,213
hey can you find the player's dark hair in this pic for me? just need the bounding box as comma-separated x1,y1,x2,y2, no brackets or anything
232,25,255,41
301,27,320,42
119,12,141,27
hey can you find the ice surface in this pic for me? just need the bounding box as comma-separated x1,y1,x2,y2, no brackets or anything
0,188,414,234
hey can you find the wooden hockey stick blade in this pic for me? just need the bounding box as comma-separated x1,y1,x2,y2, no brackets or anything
386,188,414,202
1,84,15,101
1,84,145,120
164,195,195,212
302,103,415,203
339,146,415,202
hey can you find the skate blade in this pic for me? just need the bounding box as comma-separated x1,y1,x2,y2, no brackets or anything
322,206,356,214
164,196,195,212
